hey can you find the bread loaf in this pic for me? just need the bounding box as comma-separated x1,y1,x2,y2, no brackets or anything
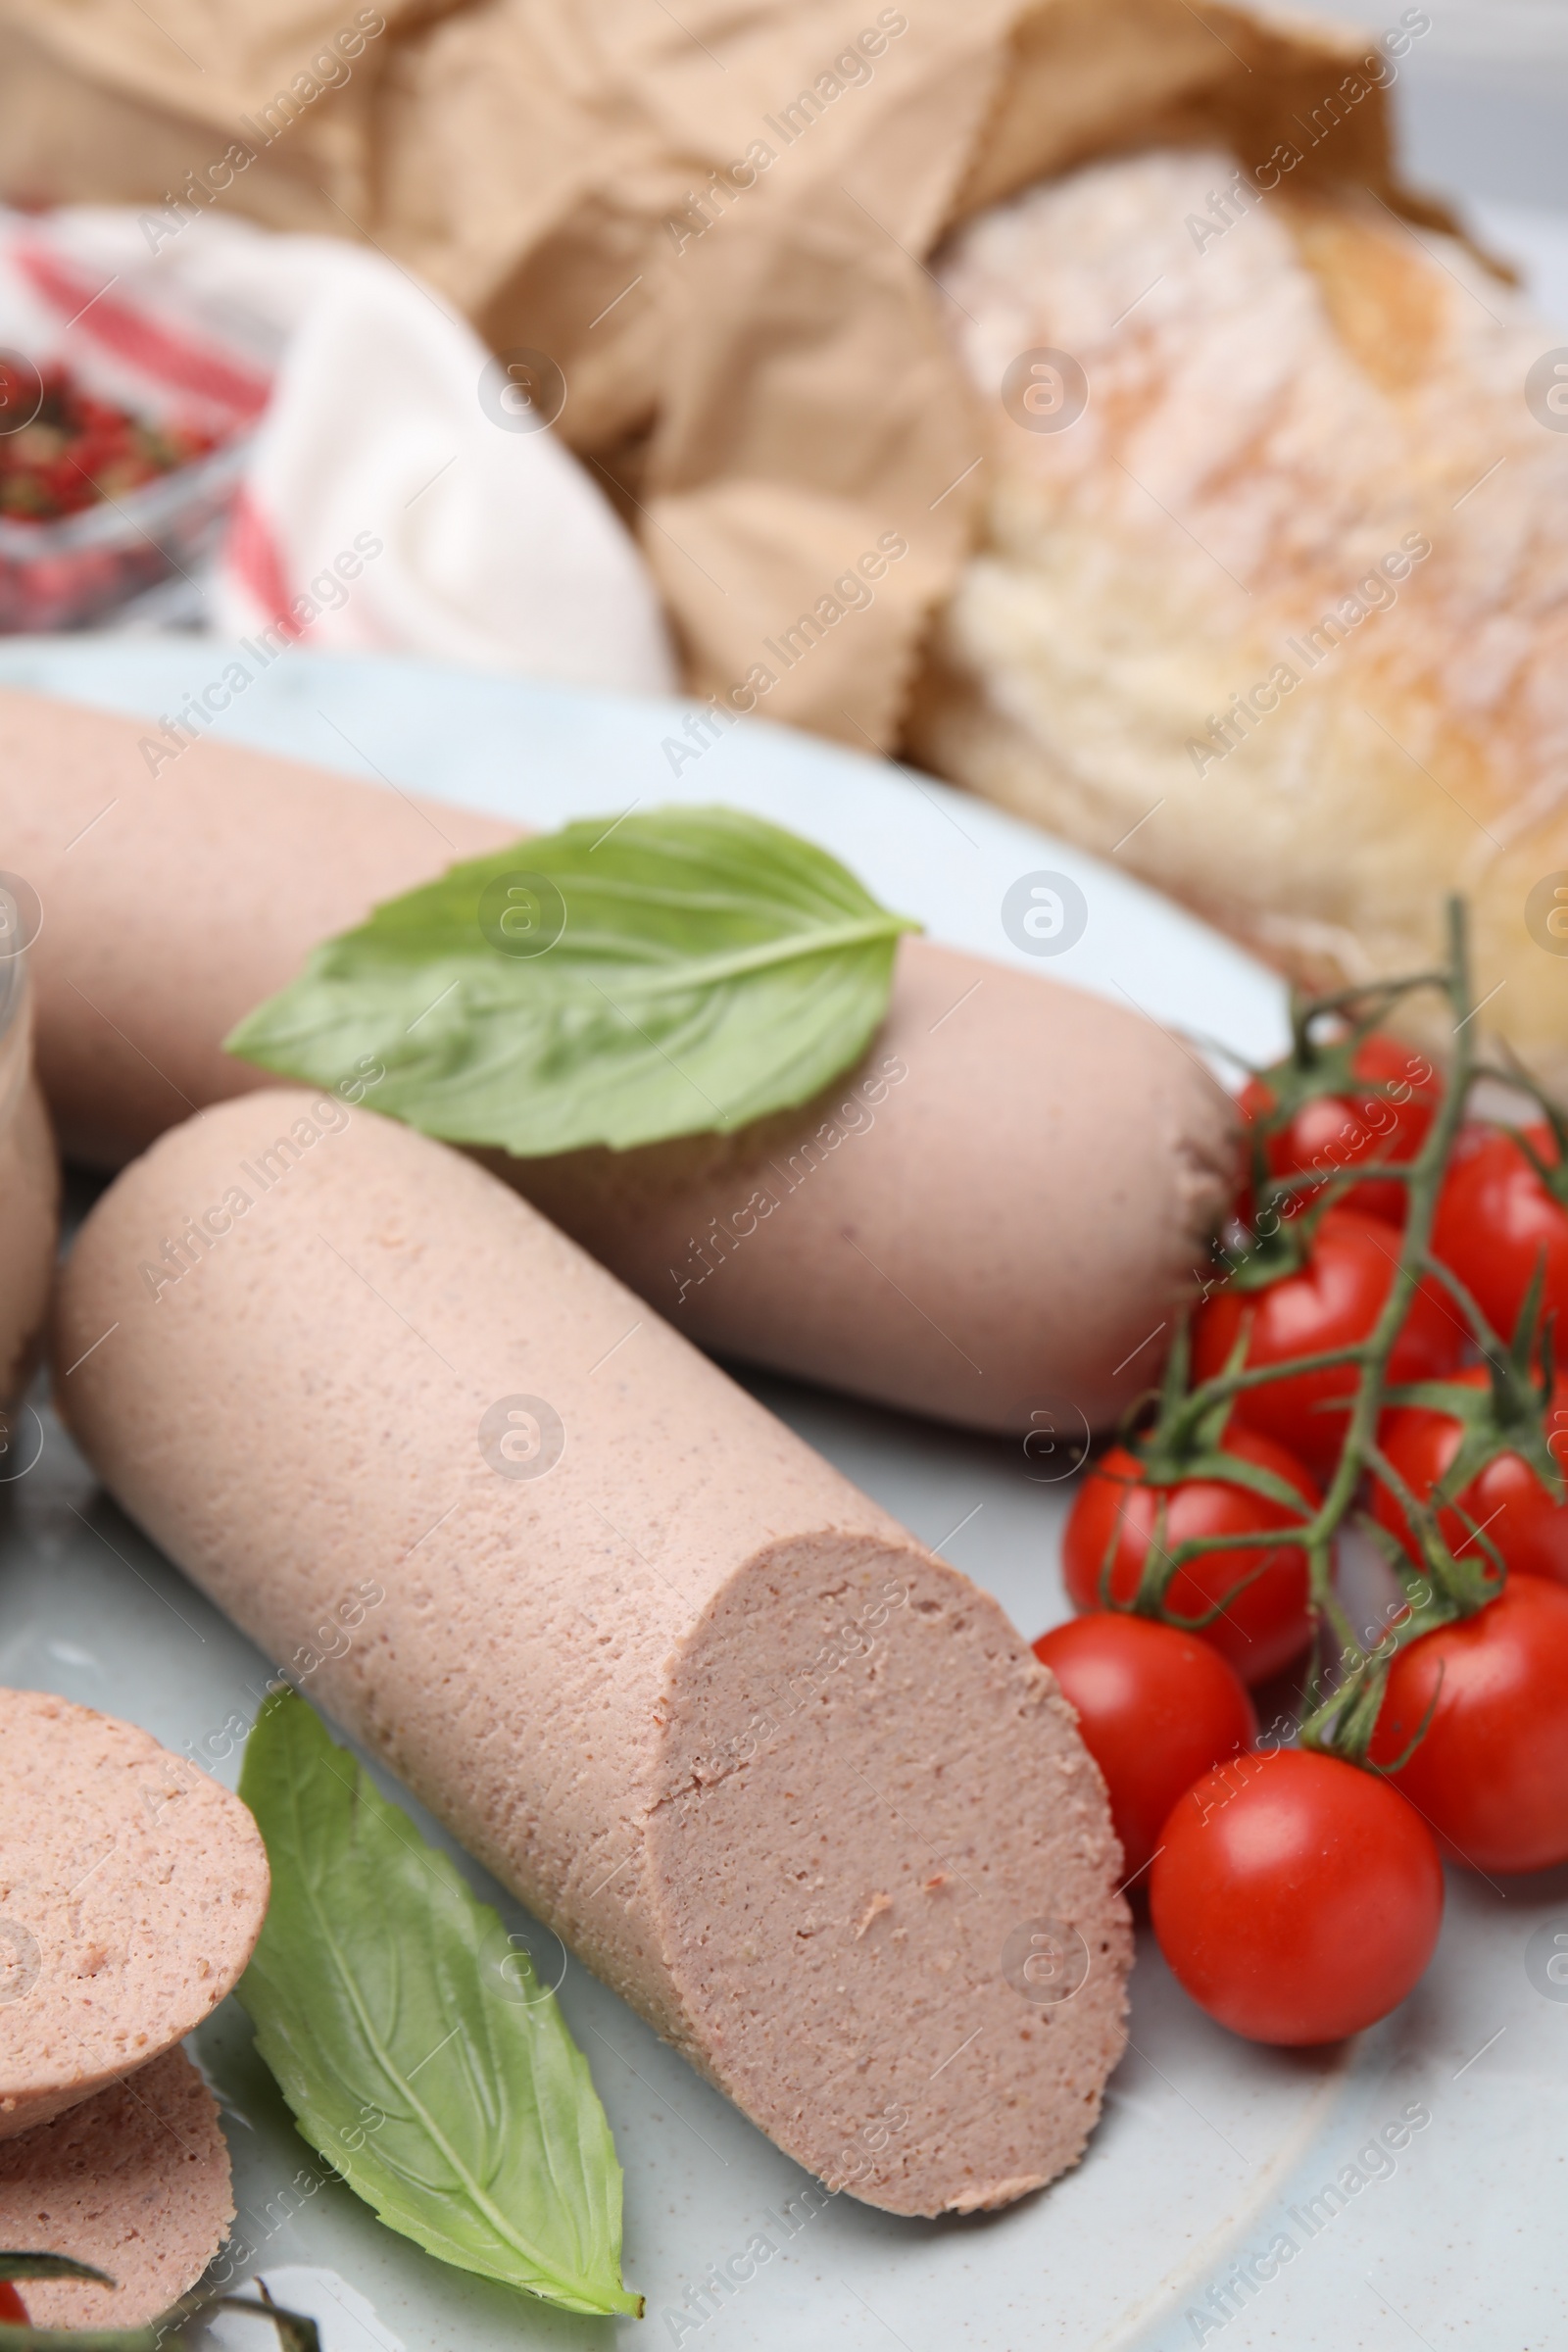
909,148,1568,1087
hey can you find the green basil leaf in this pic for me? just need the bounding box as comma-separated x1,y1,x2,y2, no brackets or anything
235,1692,641,2320
224,806,918,1155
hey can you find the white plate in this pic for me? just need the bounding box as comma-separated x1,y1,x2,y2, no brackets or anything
0,643,1561,2352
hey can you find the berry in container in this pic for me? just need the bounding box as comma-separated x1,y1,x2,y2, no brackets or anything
0,231,272,631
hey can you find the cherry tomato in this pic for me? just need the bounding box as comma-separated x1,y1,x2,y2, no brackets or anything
1150,1748,1443,2043
1368,1577,1568,1873
1369,1364,1568,1587
0,2283,27,2323
1192,1208,1464,1480
1033,1613,1256,1883
1432,1122,1568,1350
1242,1032,1439,1226
1061,1426,1319,1685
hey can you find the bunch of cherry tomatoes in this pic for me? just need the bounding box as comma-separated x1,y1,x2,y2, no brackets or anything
1038,940,1568,2048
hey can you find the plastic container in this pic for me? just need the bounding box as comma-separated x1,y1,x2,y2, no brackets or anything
0,429,248,633
0,878,59,1413
0,228,273,632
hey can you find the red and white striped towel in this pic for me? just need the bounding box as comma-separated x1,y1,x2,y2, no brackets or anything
0,206,675,692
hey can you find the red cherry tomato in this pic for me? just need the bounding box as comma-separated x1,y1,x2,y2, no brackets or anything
1368,1577,1568,1873
1242,1033,1439,1226
0,2283,27,2323
1150,1748,1444,2043
1061,1427,1319,1685
1432,1122,1568,1350
1192,1208,1464,1480
1369,1364,1568,1587
1034,1613,1256,1884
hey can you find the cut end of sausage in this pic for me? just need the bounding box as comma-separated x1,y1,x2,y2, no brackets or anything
0,2043,233,2326
647,1536,1132,2216
0,1690,269,2138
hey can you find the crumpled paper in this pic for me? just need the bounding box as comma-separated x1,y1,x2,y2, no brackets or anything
0,0,1446,746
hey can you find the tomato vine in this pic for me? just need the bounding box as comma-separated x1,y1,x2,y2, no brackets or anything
1097,897,1567,1767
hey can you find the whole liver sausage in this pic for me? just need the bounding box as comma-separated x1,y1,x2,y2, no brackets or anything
54,1090,1132,2216
501,945,1223,1433
3,686,1235,1436
0,1690,269,2140
0,2046,233,2327
0,689,510,1169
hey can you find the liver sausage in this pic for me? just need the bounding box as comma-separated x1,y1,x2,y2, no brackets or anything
3,685,1235,1435
54,1090,1132,2216
0,1689,268,2139
0,2046,232,2326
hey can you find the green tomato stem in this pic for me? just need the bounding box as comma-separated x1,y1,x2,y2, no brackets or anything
1133,898,1510,1762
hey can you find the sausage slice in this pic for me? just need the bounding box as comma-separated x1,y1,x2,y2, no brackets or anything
0,1690,269,2140
0,2045,233,2327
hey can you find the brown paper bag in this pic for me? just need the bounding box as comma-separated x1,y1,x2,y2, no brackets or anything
0,0,1442,747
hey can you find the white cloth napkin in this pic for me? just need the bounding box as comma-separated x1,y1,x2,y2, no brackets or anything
0,205,676,693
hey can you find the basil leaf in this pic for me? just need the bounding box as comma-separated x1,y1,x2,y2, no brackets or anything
236,1692,641,2320
225,806,918,1156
